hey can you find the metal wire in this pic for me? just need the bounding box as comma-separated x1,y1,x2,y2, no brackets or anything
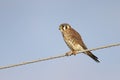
0,42,120,70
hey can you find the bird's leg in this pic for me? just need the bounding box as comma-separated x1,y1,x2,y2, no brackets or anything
65,51,73,56
72,51,79,55
65,50,79,56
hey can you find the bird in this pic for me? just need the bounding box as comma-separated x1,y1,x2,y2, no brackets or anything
59,23,100,62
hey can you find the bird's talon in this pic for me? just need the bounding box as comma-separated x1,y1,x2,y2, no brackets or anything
65,51,73,56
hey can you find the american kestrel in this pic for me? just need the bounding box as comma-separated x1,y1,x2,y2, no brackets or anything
59,23,100,62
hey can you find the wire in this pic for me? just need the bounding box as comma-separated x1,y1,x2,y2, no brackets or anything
0,42,120,70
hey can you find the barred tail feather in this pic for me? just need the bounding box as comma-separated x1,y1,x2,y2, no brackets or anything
85,51,100,63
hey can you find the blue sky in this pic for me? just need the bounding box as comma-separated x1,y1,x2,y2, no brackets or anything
0,0,120,80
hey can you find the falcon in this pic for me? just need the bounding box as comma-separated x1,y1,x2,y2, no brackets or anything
59,23,100,62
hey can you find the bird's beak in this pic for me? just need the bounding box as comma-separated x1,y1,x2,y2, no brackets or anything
59,27,61,30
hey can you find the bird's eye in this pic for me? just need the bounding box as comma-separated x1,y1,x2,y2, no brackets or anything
61,25,64,28
63,26,68,30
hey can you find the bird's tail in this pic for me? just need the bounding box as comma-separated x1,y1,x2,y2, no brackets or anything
85,51,100,63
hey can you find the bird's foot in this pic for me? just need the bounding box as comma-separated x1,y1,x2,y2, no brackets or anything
65,51,73,56
65,51,78,56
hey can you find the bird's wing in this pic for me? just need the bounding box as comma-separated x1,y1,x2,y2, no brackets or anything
70,28,88,49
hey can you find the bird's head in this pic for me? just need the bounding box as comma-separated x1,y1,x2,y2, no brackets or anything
59,23,71,32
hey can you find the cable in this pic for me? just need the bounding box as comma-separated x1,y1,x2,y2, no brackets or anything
0,42,120,70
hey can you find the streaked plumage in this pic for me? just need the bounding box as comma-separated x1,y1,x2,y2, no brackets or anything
59,23,100,62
